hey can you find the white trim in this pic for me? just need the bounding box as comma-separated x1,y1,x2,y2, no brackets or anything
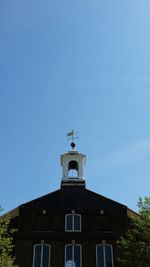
65,243,82,267
41,244,43,267
96,243,114,267
110,245,114,267
103,244,106,267
32,243,51,267
32,244,36,267
48,244,51,267
65,213,81,232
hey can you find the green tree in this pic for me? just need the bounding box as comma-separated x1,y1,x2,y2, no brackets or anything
0,207,17,267
116,197,150,267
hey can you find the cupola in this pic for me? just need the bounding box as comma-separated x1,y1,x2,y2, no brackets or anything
61,131,86,187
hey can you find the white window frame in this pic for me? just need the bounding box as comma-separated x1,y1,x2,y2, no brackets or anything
96,242,114,267
65,211,81,232
32,243,51,267
65,243,82,267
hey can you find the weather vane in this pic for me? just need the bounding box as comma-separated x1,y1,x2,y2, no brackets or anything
66,130,79,150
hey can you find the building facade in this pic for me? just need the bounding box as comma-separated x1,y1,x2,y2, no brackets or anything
10,145,132,267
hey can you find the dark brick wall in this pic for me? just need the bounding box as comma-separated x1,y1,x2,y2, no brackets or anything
12,185,127,267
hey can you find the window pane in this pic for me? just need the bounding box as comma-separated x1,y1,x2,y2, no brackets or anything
97,245,104,267
42,245,50,267
34,245,41,267
66,215,73,230
74,245,81,267
105,245,113,267
66,245,73,262
74,215,80,231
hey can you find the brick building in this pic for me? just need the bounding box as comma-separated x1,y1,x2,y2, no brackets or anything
10,143,135,267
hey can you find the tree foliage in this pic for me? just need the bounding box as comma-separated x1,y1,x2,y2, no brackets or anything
117,197,150,267
0,207,17,267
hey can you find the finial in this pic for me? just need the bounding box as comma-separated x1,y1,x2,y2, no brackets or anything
66,130,79,150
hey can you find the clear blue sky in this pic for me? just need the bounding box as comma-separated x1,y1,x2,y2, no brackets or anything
0,0,150,213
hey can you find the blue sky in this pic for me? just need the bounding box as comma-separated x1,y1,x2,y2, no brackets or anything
0,0,150,213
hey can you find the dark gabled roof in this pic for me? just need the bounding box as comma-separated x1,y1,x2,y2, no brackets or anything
7,186,131,218
20,187,126,209
20,189,61,207
85,188,127,208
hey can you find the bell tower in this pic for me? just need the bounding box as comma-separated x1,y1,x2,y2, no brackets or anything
61,131,86,187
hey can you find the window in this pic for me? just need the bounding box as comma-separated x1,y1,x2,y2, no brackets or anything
33,244,51,267
65,212,81,231
96,243,114,267
65,244,82,267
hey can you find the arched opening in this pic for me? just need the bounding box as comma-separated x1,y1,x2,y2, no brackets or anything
68,160,78,178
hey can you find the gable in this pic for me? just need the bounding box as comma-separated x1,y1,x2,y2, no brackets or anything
15,186,127,217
